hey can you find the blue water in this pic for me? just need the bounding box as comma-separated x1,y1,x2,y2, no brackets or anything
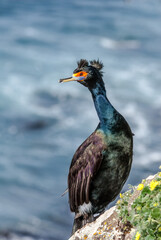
0,0,161,239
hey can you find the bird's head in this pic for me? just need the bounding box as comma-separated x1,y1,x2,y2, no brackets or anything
59,59,104,89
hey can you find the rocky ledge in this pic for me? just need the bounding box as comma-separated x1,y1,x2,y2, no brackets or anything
69,175,155,240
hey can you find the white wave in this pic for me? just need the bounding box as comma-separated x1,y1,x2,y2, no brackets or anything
100,37,140,50
135,150,161,167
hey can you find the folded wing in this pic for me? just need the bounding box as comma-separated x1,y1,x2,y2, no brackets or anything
68,131,106,212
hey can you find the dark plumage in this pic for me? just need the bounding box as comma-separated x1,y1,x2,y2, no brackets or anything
60,59,133,235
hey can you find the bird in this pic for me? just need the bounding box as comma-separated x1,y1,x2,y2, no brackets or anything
59,59,133,235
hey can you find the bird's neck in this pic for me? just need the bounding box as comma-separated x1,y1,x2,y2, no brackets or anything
89,82,117,131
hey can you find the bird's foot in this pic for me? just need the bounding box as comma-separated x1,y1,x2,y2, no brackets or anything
82,213,94,226
94,208,105,220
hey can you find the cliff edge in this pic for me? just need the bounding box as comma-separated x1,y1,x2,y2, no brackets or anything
69,174,159,240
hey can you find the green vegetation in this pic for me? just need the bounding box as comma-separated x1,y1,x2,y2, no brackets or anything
117,166,161,240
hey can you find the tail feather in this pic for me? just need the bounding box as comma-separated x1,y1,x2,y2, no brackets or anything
71,215,84,235
71,214,94,236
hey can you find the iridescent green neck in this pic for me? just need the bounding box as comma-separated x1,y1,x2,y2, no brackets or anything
89,82,117,131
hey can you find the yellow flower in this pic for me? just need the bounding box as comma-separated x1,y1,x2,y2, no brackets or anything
148,217,151,222
136,206,141,211
158,172,161,177
84,235,88,239
137,183,144,191
135,232,141,240
158,226,161,232
153,202,158,207
120,193,123,198
159,165,161,169
150,180,159,191
117,200,121,204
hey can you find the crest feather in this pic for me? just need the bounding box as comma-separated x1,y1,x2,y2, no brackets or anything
90,59,104,70
77,59,88,68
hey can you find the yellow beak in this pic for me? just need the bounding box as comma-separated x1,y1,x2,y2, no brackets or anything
59,76,78,83
59,72,87,83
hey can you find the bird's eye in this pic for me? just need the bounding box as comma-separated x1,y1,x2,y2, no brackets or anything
73,71,88,78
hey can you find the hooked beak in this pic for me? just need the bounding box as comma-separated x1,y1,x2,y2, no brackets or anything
59,72,87,83
59,76,79,83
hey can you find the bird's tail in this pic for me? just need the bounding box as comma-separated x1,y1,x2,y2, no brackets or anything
71,214,94,235
71,215,84,235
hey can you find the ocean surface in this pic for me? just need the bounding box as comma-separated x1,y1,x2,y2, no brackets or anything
0,0,161,239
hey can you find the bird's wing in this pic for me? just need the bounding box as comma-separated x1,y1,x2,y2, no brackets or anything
68,130,106,212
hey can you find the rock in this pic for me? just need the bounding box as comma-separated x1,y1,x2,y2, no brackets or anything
69,206,134,240
69,174,156,240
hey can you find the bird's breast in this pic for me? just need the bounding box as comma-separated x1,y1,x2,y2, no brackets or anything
90,130,133,212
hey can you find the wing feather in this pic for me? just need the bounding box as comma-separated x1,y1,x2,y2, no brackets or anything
68,130,106,212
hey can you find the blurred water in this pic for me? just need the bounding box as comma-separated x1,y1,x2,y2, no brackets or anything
0,0,161,239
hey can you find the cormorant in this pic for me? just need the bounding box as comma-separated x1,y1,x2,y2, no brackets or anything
60,59,133,234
